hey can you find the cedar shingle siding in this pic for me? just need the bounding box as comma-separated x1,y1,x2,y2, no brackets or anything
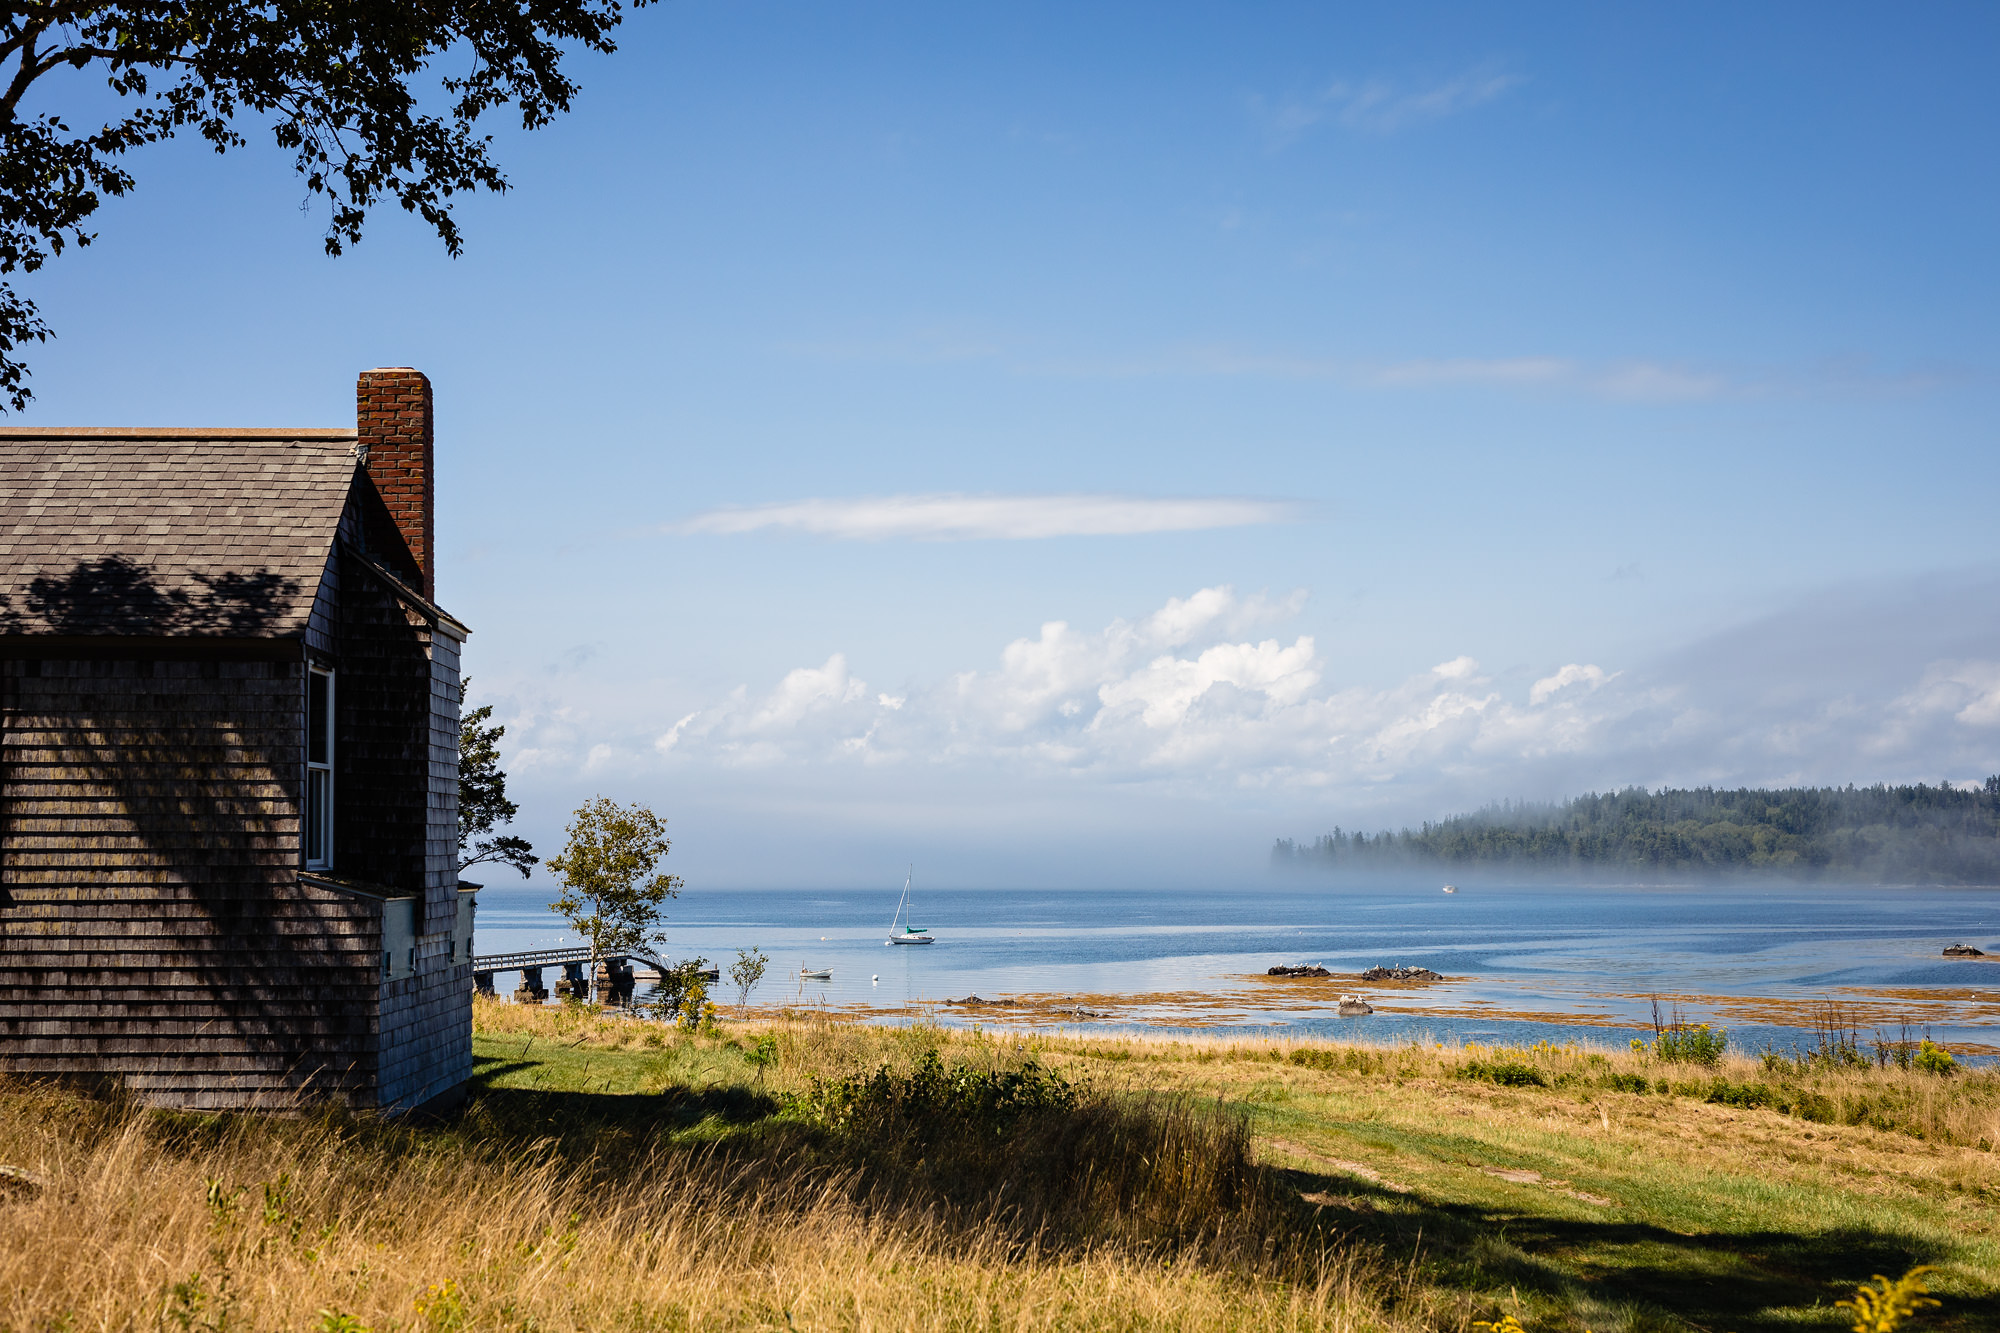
0,373,473,1113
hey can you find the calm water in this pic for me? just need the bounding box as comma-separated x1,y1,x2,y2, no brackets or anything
471,881,2000,1058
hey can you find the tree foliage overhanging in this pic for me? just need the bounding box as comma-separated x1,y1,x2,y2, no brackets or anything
458,682,536,878
1273,780,2000,884
0,0,648,409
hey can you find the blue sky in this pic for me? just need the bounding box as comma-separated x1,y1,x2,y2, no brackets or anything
14,3,2000,886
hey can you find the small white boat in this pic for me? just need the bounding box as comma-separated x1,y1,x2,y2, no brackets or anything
886,867,935,945
798,966,832,981
1441,884,1457,894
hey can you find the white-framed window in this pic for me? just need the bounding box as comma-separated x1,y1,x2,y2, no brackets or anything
305,667,334,868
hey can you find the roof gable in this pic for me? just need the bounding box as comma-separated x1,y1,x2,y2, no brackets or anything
0,429,360,639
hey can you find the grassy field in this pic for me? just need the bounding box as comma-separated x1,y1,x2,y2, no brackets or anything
1,999,1995,1332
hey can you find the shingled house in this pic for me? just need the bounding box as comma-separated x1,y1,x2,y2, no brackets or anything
0,369,476,1113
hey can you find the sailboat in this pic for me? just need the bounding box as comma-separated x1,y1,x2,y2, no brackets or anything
886,867,935,945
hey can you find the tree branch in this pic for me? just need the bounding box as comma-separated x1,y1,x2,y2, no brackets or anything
0,0,647,408
0,17,52,119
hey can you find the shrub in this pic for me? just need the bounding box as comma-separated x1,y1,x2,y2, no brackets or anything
744,1034,779,1085
1913,1040,1958,1077
1461,1060,1547,1088
1702,1080,1776,1110
413,1280,468,1332
789,1049,1078,1141
650,958,714,1030
317,1313,370,1333
788,1050,1289,1260
1289,1046,1381,1075
1838,1266,1939,1332
1640,999,1728,1066
1653,1022,1728,1066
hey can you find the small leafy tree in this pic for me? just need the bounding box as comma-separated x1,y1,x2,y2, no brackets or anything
729,946,769,1013
650,957,713,1031
546,797,681,1001
458,680,536,877
745,1034,778,1087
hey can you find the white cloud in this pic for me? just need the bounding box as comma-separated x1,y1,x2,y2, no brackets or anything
1142,585,1236,647
1891,661,2000,728
750,654,867,730
647,592,1598,783
1260,64,1523,145
505,575,2000,826
672,493,1298,541
1051,348,1744,403
1099,637,1321,728
1325,67,1524,134
779,334,1961,407
1531,663,1612,705
1366,357,1575,388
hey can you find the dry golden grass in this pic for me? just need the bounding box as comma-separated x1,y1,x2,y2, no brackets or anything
0,1094,1394,1332
4,1002,1995,1333
0,1009,1440,1333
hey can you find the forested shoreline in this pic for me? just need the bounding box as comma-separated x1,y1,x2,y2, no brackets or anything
1273,781,2000,884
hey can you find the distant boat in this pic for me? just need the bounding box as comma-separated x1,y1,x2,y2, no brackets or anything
1442,884,1458,894
799,966,832,981
886,866,935,945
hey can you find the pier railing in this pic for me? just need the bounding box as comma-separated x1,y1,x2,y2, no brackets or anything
471,946,593,970
468,946,713,1003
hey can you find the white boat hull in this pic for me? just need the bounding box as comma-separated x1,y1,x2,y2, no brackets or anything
887,934,934,945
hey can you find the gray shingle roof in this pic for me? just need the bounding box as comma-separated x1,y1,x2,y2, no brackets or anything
0,429,359,638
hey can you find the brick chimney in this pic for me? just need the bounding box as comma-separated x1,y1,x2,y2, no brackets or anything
356,368,435,600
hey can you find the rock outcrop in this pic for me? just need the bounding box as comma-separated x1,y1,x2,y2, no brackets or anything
1360,965,1443,982
1943,944,1987,958
1267,965,1333,978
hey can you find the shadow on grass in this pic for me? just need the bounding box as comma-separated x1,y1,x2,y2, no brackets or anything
1272,1165,1994,1333
462,1059,781,1161
458,1057,1295,1276
450,1056,1993,1330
